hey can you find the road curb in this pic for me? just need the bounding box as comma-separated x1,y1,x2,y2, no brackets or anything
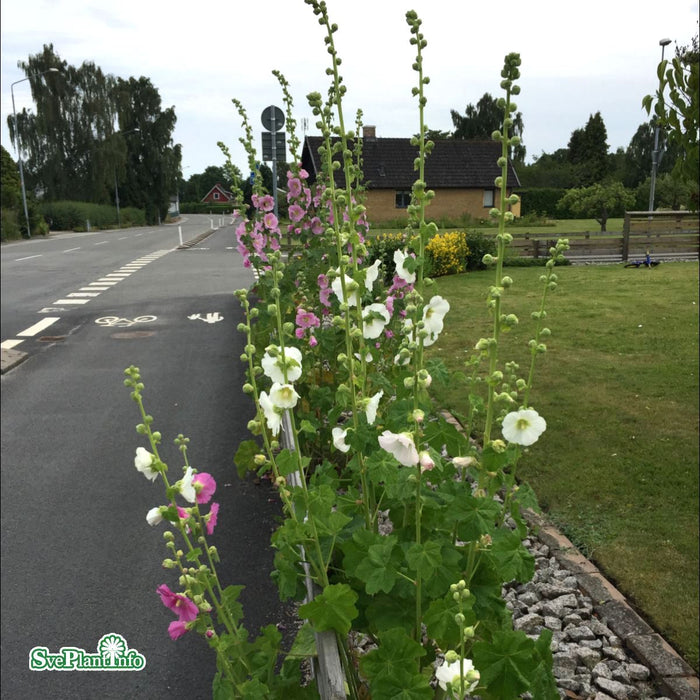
176,228,219,249
1,348,28,374
524,510,699,699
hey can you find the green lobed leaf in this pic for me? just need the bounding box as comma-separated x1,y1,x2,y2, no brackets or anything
298,583,358,635
355,536,402,595
472,629,537,699
423,416,469,456
489,528,535,583
221,585,245,625
405,540,443,579
234,439,261,479
359,627,428,692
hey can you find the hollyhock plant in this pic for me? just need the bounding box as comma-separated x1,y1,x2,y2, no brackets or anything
435,656,480,694
179,467,197,504
502,408,547,446
422,295,450,345
364,390,383,425
193,472,216,504
394,249,417,284
378,430,419,467
362,303,390,339
146,506,164,526
261,345,302,384
157,584,199,622
259,391,282,436
134,447,159,482
205,502,220,535
332,426,350,453
168,620,189,640
269,382,300,409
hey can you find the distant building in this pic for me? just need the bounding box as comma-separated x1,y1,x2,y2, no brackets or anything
201,183,235,204
301,126,521,223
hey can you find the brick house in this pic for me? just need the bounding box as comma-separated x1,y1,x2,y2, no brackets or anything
200,183,234,204
300,126,521,223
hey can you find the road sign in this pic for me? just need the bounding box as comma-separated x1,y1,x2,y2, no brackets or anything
262,131,286,161
261,105,284,132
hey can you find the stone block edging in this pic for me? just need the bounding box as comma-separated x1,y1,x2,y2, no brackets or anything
524,509,699,699
1,347,28,374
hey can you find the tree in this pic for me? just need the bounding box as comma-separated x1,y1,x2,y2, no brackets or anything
558,182,634,231
567,111,610,186
643,35,699,199
183,165,238,202
113,76,181,224
450,92,526,162
1,145,21,210
518,148,580,188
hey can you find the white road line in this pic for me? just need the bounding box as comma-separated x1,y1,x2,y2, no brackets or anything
17,317,60,337
96,279,120,284
94,241,108,245
63,247,81,253
53,298,91,305
67,292,101,297
81,286,109,291
15,254,42,262
1,339,24,349
118,237,128,240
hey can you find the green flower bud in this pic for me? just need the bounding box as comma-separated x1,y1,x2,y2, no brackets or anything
254,453,267,466
464,625,476,639
404,376,415,388
267,304,277,314
445,650,460,664
455,612,466,625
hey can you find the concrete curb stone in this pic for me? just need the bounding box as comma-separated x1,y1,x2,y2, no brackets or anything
1,348,28,374
525,510,699,699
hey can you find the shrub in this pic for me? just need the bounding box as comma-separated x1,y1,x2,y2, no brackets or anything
464,231,497,270
425,230,470,276
1,208,22,241
38,201,146,231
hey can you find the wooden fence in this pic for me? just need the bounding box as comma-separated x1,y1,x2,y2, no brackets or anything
508,211,699,263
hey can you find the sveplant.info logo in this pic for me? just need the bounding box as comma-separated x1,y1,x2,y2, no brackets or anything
29,633,146,671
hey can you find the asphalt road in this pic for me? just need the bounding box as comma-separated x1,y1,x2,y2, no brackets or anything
1,219,289,699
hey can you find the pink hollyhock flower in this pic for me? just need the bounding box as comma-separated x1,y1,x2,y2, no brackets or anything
205,502,220,535
296,307,320,330
299,168,309,179
258,194,274,212
168,620,189,640
263,212,278,230
288,178,302,197
310,217,323,235
193,472,216,504
295,328,305,339
288,204,305,222
157,584,199,622
319,287,332,308
385,295,395,315
176,506,190,522
309,335,318,347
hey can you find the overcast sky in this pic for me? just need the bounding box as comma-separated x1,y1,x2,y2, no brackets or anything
2,0,698,179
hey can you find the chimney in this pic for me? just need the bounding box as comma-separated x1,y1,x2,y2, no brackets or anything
363,125,376,140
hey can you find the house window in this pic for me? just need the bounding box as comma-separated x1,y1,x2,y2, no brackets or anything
395,191,411,209
213,192,220,200
483,189,494,208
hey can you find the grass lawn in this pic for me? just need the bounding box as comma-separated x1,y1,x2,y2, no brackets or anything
427,261,699,669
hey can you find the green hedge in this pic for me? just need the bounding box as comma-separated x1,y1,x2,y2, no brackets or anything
179,202,236,215
39,201,145,231
516,187,575,218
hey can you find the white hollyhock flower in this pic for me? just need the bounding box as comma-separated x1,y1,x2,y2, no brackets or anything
270,382,300,409
331,272,360,306
146,507,164,526
362,303,390,339
261,345,302,384
393,249,416,284
332,427,350,453
422,295,450,346
179,467,196,503
365,259,382,289
259,391,282,436
435,657,480,692
378,430,419,467
502,408,546,446
365,390,383,425
134,447,159,482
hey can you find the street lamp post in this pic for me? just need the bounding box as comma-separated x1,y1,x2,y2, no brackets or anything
648,37,672,214
113,128,140,228
10,68,60,238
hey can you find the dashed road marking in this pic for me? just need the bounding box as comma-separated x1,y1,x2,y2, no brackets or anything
17,317,60,337
15,254,42,262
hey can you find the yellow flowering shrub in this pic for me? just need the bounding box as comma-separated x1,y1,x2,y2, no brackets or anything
425,231,470,276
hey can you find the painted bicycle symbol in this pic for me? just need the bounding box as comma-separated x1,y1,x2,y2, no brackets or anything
95,315,157,328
